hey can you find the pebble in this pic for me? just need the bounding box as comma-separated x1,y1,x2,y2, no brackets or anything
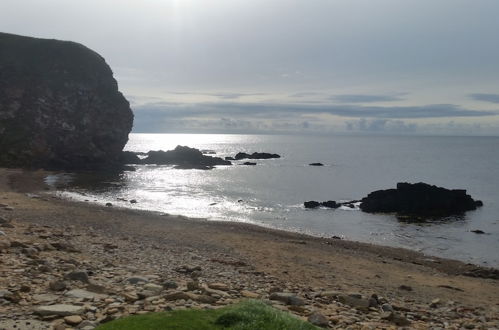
64,315,83,325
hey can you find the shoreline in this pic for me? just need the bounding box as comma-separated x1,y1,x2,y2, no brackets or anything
1,168,499,329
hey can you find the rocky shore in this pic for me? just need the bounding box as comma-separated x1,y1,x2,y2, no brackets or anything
1,169,498,329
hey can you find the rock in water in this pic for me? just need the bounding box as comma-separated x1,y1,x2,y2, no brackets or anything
142,146,232,169
234,152,280,160
0,32,133,170
360,182,483,216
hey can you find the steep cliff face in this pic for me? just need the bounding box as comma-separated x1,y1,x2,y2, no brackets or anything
0,32,133,169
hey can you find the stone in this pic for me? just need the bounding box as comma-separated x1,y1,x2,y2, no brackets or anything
64,315,83,325
0,32,133,170
338,294,370,310
0,238,10,250
269,292,305,306
187,280,200,291
195,295,218,304
380,311,411,326
399,285,413,291
65,289,107,300
77,320,97,329
33,293,59,302
123,292,139,302
308,312,329,327
143,283,163,294
50,241,80,252
35,304,85,316
309,163,324,166
164,291,198,301
360,182,483,217
162,280,178,289
65,270,89,283
241,162,257,166
381,303,394,312
20,285,31,292
430,298,441,308
127,276,149,284
22,247,39,257
0,289,21,303
240,290,260,298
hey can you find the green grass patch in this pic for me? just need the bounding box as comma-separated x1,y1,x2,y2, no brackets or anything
96,300,318,330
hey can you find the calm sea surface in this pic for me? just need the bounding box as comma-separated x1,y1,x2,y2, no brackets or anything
47,134,499,267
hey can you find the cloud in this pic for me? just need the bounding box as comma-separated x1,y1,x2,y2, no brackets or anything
165,91,267,100
332,94,405,103
289,92,325,98
346,119,417,133
469,93,499,104
133,101,496,120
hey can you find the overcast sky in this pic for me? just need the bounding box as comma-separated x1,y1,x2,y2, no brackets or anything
1,0,499,135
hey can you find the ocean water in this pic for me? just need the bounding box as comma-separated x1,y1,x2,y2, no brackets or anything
48,134,499,267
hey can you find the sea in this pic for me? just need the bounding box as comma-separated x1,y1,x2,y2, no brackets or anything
46,133,499,267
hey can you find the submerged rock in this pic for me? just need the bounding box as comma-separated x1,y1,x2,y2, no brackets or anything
360,182,483,216
0,32,133,170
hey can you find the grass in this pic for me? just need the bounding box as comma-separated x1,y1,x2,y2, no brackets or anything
96,300,318,330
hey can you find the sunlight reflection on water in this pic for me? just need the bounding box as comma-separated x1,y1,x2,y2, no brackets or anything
47,133,499,267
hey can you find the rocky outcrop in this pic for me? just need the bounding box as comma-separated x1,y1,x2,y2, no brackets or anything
360,182,483,216
0,32,133,170
234,152,280,160
133,146,232,170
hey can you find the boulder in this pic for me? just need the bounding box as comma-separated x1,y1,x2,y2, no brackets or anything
321,200,339,208
360,182,483,216
304,201,321,209
241,162,257,166
0,32,133,170
234,152,281,160
309,163,324,166
142,146,232,169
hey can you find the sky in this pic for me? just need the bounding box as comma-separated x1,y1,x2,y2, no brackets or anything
1,0,499,135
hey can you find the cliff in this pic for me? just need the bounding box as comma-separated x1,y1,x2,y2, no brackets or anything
0,32,133,169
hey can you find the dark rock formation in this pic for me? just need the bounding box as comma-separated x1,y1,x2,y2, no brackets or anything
120,151,142,164
304,200,341,209
304,201,321,209
241,162,257,166
234,152,280,160
141,146,231,170
309,163,324,166
321,200,339,208
0,32,133,169
360,182,483,216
